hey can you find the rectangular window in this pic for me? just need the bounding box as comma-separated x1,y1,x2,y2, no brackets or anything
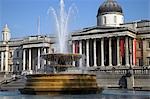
17,51,19,57
139,59,142,66
9,52,13,58
138,42,141,48
148,41,150,48
10,65,12,72
147,57,150,65
114,16,117,23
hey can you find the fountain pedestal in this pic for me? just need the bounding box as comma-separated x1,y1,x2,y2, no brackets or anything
19,53,103,95
19,74,102,95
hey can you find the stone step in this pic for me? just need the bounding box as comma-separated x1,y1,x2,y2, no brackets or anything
0,78,26,90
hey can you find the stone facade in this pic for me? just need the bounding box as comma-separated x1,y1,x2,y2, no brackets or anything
122,20,150,66
0,0,150,75
71,0,150,68
0,25,55,73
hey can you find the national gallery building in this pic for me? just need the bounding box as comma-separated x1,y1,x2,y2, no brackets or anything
71,0,150,68
0,0,150,74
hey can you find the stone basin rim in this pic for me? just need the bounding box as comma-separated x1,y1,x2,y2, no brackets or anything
26,74,96,77
41,53,82,62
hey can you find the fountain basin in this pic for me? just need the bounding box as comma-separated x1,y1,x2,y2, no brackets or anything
19,74,102,95
41,53,82,62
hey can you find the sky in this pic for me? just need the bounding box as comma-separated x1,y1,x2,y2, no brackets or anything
0,0,150,40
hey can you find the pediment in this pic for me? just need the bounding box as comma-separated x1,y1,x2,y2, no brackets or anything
72,26,136,40
72,26,136,36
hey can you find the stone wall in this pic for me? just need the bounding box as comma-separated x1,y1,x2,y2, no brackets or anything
95,71,150,90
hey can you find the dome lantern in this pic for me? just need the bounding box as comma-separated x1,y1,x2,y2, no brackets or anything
1,24,11,42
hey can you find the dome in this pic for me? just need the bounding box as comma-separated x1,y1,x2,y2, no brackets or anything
97,0,123,16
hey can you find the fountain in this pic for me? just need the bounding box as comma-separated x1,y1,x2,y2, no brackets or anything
48,0,76,53
19,0,102,95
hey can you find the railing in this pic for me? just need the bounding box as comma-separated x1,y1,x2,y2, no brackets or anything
0,77,14,87
90,67,150,75
0,75,21,87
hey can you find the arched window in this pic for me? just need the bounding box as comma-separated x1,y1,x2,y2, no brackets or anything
114,16,117,23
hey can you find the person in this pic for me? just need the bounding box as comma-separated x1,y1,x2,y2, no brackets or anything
12,74,16,81
119,75,127,89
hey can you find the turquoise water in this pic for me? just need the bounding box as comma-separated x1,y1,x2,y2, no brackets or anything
0,89,149,99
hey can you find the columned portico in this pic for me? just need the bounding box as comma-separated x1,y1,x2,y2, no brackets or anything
86,39,90,67
0,30,53,73
22,47,50,71
72,36,135,67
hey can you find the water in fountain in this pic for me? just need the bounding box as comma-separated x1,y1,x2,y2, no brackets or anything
47,0,76,53
45,0,80,71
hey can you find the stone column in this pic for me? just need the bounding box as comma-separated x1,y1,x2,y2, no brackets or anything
101,38,104,66
117,37,121,66
29,49,31,70
109,38,112,66
86,39,89,67
72,41,75,66
44,48,46,65
23,49,26,70
47,48,51,65
79,40,82,67
5,50,9,72
125,37,130,66
10,65,13,72
133,39,136,66
1,52,4,71
37,48,41,69
129,38,133,66
93,39,97,67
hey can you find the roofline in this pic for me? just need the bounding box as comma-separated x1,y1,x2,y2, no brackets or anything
72,27,136,37
122,20,150,25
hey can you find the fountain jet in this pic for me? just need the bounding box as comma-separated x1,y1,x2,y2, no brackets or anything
47,0,76,53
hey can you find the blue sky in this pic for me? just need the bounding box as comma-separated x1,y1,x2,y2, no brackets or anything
0,0,150,40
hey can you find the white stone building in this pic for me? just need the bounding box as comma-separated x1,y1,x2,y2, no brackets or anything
0,0,150,75
0,24,55,74
71,0,150,68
